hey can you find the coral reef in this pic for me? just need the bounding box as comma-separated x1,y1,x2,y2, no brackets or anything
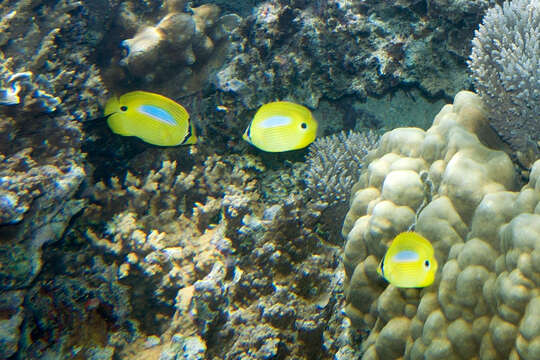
15,154,262,358
3,1,536,359
216,0,491,110
0,1,114,357
22,151,351,359
342,91,539,359
468,0,540,166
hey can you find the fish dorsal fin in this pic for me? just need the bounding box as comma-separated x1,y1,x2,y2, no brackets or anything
138,104,177,126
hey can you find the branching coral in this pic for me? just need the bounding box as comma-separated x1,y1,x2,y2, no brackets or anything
83,155,264,299
342,91,539,359
305,130,379,205
303,130,380,243
468,0,540,164
20,153,265,358
33,147,352,359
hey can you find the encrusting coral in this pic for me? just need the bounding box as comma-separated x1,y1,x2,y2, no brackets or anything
342,90,539,359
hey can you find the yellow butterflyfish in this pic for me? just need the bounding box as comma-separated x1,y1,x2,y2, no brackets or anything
377,232,438,288
104,91,196,146
242,101,317,152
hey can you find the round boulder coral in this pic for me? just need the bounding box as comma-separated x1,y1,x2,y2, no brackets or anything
342,91,540,359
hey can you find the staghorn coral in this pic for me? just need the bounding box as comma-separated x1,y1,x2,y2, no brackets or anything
341,91,540,359
468,0,540,165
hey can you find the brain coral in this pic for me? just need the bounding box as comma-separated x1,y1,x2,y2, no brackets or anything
342,91,540,360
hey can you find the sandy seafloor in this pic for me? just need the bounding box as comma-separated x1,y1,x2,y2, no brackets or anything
0,0,539,359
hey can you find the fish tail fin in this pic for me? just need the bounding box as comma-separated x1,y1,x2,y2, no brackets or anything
184,134,197,144
184,124,197,144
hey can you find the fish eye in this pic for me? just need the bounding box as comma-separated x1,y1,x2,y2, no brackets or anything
424,260,430,268
300,122,307,129
120,106,128,111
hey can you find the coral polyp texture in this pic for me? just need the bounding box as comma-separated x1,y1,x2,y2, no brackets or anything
468,0,540,164
342,91,540,359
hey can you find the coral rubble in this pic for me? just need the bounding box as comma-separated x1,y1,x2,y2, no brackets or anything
342,91,539,359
